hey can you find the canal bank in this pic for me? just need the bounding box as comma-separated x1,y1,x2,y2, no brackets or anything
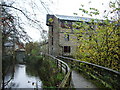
5,64,42,89
4,54,65,89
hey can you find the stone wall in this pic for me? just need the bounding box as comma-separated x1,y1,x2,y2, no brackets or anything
48,16,81,56
48,16,59,56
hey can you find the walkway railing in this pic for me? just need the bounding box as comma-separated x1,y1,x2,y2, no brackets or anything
45,54,72,88
58,56,120,89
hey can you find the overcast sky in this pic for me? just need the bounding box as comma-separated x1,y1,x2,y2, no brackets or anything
8,0,116,42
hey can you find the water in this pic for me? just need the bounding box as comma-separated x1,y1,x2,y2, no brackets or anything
5,64,42,88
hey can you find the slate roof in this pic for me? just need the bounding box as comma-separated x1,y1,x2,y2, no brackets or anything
55,14,98,22
47,14,113,24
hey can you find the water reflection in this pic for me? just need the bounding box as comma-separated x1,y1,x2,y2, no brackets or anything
5,64,42,88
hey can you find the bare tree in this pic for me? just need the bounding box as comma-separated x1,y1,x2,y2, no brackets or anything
1,1,32,89
1,0,55,88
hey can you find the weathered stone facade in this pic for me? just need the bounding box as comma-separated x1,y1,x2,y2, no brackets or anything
46,14,97,56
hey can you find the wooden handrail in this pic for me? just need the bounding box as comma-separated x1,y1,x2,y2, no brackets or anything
58,70,72,88
59,56,120,75
45,54,72,88
58,56,120,89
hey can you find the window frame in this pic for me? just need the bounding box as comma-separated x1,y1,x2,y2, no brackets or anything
63,46,71,53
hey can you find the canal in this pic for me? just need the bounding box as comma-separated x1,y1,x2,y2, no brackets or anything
4,64,42,88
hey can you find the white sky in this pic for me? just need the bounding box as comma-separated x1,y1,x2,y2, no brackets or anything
55,0,115,18
6,0,117,42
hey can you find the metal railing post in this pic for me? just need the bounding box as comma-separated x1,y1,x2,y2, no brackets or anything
68,70,72,87
60,62,62,73
78,62,81,73
65,66,68,74
56,60,58,68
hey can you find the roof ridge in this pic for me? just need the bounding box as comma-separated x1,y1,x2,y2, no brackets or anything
55,14,95,20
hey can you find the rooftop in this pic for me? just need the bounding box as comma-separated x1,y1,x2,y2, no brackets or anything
55,14,100,22
46,14,113,25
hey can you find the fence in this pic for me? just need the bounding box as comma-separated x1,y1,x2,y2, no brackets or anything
45,54,72,88
58,56,120,89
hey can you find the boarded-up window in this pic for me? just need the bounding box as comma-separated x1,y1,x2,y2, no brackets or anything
64,46,70,53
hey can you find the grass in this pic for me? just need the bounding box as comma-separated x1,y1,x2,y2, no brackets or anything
26,55,65,88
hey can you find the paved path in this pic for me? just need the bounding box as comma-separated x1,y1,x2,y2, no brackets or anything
72,70,97,89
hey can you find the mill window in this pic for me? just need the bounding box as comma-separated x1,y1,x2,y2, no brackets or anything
64,46,70,53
